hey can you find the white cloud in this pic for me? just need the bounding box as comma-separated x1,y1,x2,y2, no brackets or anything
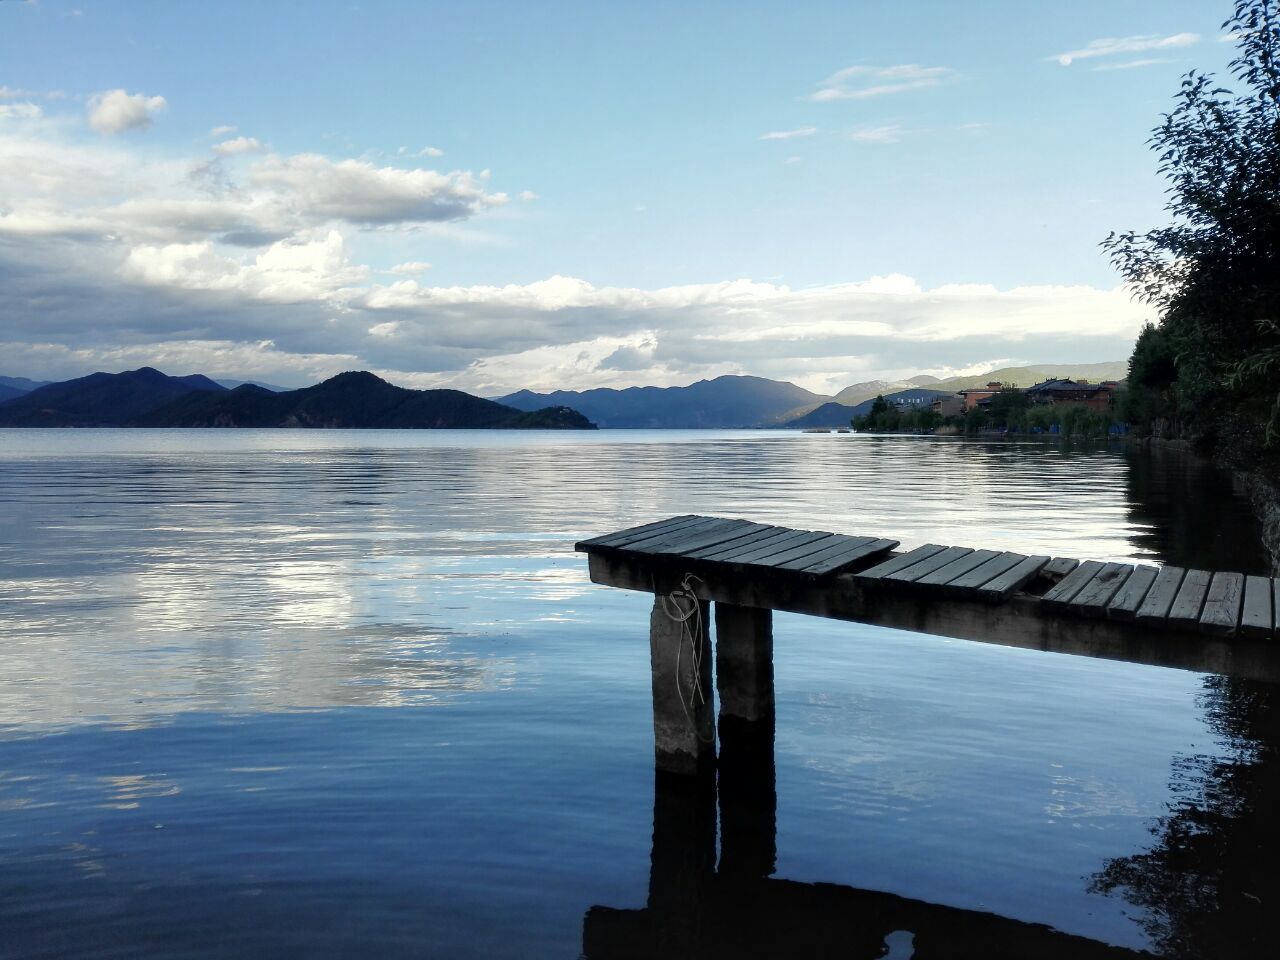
518,190,539,201
760,126,817,141
249,153,506,225
87,89,168,135
121,230,368,303
1053,32,1198,66
388,261,432,274
0,102,42,120
209,124,237,137
784,156,801,165
418,146,443,157
1091,58,1169,72
848,123,903,144
809,64,955,101
0,85,36,99
212,135,264,156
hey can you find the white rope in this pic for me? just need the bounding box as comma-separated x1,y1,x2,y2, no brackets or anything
659,572,715,743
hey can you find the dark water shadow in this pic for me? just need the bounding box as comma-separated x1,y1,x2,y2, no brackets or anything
584,722,1146,960
1088,677,1279,960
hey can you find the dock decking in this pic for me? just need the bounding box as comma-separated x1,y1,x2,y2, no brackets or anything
578,514,1277,638
577,514,1278,775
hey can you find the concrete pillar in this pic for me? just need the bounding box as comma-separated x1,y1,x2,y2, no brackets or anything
714,603,774,722
649,594,715,776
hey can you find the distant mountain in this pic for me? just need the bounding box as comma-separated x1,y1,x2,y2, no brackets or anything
0,367,227,427
498,375,827,428
930,362,1127,392
0,376,52,394
831,379,917,407
133,371,596,429
781,388,954,428
214,378,291,392
0,384,24,404
782,402,861,429
907,374,941,385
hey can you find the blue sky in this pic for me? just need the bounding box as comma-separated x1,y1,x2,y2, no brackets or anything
0,0,1235,393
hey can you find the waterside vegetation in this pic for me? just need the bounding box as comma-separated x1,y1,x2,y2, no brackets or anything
1109,0,1280,470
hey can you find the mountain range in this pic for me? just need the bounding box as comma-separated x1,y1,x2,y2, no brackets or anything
497,376,826,428
0,360,1127,430
0,368,595,429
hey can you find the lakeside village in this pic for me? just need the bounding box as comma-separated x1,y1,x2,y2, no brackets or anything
846,377,1124,437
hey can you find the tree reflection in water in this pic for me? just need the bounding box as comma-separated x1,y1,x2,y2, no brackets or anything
1090,676,1278,959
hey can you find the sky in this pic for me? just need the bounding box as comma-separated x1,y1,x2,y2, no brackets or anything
0,0,1238,395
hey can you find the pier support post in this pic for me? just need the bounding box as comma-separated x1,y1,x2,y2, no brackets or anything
649,594,715,776
714,603,774,723
714,602,776,877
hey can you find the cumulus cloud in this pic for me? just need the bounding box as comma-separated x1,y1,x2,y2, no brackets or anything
87,89,168,134
1053,32,1198,66
212,135,265,156
760,126,817,141
249,153,506,225
0,85,35,99
209,124,237,137
0,104,1146,395
809,64,955,101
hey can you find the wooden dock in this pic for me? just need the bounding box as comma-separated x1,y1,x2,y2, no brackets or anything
576,514,1278,775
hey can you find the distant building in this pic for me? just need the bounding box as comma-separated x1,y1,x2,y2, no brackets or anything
1025,378,1119,411
931,395,964,417
957,381,1006,411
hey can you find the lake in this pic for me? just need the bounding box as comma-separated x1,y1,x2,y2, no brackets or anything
0,429,1273,958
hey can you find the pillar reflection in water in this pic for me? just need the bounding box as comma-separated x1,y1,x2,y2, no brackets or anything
585,599,1149,959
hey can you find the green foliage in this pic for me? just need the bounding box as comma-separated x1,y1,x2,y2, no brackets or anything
1103,0,1280,459
851,396,945,433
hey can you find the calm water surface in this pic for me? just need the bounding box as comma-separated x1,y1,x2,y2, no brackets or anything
0,430,1274,958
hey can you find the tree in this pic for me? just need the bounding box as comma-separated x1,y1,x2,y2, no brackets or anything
1103,0,1280,458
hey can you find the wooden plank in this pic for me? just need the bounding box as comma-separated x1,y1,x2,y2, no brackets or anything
1167,568,1212,628
1067,563,1134,617
802,538,899,576
944,551,1025,595
747,533,838,568
595,515,716,552
1042,560,1105,611
885,546,975,585
665,521,775,557
1240,575,1273,639
623,517,746,555
1199,571,1245,637
772,535,873,572
682,524,788,559
1041,557,1080,579
715,529,820,564
854,544,947,582
700,527,799,561
975,555,1050,600
1135,566,1186,626
576,514,698,549
1106,565,1159,621
913,549,1000,588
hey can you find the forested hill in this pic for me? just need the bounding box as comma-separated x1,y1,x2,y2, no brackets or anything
0,367,227,427
0,368,595,429
133,371,595,429
498,375,827,428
